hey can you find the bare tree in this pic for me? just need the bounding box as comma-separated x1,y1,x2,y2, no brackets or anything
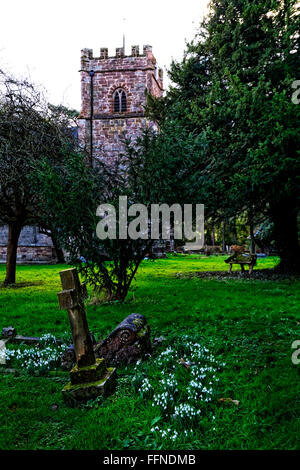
0,70,78,284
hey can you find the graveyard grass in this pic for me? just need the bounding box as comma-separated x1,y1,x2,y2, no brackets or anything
1,255,300,450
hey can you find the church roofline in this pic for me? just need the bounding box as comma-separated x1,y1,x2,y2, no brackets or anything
81,45,153,60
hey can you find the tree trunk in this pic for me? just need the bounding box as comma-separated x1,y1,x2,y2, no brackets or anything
4,221,23,285
222,220,226,252
51,232,65,263
230,217,238,245
270,201,300,273
113,286,128,302
249,222,256,255
211,221,215,246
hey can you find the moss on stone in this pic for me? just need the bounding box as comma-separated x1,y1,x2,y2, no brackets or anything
63,367,116,392
69,357,107,385
70,357,106,373
136,326,148,339
133,318,144,329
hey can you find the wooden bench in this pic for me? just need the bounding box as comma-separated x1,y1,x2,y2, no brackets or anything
225,254,257,274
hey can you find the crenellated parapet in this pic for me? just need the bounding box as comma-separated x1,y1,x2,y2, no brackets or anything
80,44,163,90
80,44,155,61
78,44,163,164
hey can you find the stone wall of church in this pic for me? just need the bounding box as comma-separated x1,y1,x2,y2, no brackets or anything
78,44,163,163
0,225,55,263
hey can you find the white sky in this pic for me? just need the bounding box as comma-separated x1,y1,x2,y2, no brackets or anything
0,0,208,110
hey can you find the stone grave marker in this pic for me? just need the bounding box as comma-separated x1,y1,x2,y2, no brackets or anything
57,268,116,406
94,313,152,366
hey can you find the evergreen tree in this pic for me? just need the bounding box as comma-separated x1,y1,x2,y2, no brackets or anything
150,0,300,271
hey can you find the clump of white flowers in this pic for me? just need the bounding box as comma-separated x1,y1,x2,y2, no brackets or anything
139,377,152,395
174,403,201,421
39,333,58,346
159,374,178,392
129,333,224,442
152,390,174,411
150,426,179,441
5,337,67,375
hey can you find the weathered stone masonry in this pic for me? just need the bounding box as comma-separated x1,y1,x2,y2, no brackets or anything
78,44,163,164
0,225,55,263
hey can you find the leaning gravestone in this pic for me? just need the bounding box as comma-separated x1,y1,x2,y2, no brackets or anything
57,268,116,406
94,313,152,366
61,313,152,369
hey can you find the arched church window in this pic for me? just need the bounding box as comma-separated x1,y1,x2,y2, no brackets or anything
114,89,127,112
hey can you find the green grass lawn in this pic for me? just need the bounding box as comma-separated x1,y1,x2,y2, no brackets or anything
0,255,300,450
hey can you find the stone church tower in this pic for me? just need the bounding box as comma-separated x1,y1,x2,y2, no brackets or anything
78,44,163,164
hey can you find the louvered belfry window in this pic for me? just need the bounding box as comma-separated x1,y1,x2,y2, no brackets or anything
114,89,127,112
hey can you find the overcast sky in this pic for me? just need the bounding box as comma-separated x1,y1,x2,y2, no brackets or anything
0,0,208,110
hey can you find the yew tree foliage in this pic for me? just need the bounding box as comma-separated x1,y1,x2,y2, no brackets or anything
148,0,300,271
